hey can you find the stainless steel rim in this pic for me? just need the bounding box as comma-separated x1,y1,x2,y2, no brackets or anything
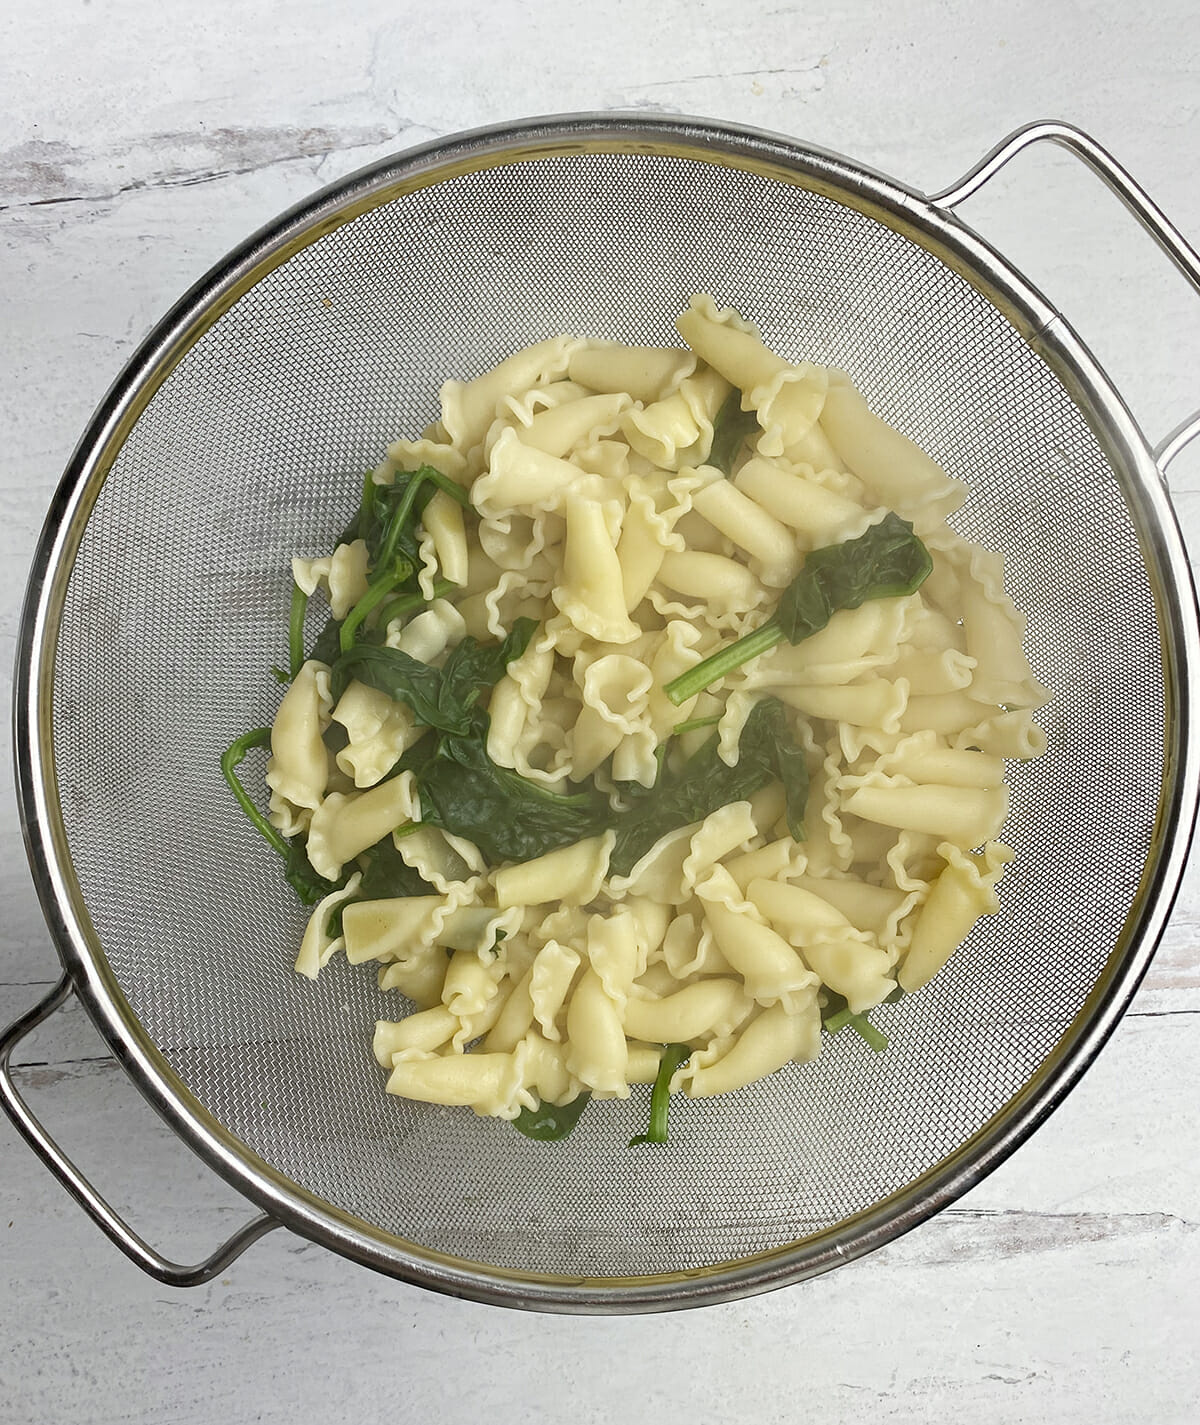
14,112,1200,1311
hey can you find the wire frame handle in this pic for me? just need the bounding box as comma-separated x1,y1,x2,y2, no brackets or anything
929,119,1200,474
0,974,278,1286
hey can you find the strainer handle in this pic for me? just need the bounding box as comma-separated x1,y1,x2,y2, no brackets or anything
930,119,1200,473
0,974,279,1286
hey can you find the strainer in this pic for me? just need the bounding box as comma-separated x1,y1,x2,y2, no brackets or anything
4,114,1199,1313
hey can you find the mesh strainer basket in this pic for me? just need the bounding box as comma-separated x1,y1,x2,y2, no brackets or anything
4,114,1199,1312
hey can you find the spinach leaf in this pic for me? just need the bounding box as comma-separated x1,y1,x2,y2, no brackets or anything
665,512,932,704
629,1043,692,1145
308,614,344,666
338,465,472,655
406,714,609,864
330,619,538,732
284,837,346,906
707,388,759,475
773,510,934,643
608,696,807,876
358,835,436,900
511,1092,591,1141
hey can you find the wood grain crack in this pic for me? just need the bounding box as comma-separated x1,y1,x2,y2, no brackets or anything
0,123,400,212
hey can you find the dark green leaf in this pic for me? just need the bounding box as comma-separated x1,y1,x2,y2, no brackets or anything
332,643,449,724
707,388,759,474
408,715,609,864
629,1043,692,1145
608,696,807,876
359,837,436,900
664,512,931,705
742,697,809,841
308,614,344,666
331,619,537,732
284,837,346,907
511,1092,591,1141
774,511,932,643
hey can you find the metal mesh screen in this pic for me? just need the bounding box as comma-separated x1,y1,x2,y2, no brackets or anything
50,150,1163,1280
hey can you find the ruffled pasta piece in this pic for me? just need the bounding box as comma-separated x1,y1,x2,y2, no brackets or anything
265,659,332,827
926,529,1049,709
882,829,943,896
723,836,806,892
374,1008,458,1061
820,373,967,529
514,392,631,458
898,841,1014,992
529,940,583,1043
801,732,855,877
565,967,629,1097
384,598,467,662
745,878,896,1012
473,427,594,517
295,871,363,980
305,771,421,882
643,621,706,740
622,896,673,963
396,825,486,895
517,1031,584,1107
781,418,846,473
689,468,803,588
953,708,1048,761
568,341,697,404
788,873,916,948
292,539,370,620
385,1043,530,1118
743,597,920,691
659,909,734,978
773,676,910,732
606,800,758,905
383,435,469,484
342,879,477,966
566,653,655,782
680,997,821,1098
586,909,644,1007
675,295,828,457
620,365,731,469
420,490,469,587
696,864,819,1011
551,497,640,644
899,692,1000,738
655,550,767,619
442,946,506,1018
474,510,557,575
440,336,580,453
867,731,1006,791
890,646,977,696
492,832,615,910
841,771,1009,850
481,381,592,460
331,679,416,789
378,948,449,1010
623,978,753,1044
482,965,537,1054
486,640,555,771
437,902,525,958
461,568,554,642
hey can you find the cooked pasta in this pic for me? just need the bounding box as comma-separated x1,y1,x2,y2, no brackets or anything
225,295,1047,1143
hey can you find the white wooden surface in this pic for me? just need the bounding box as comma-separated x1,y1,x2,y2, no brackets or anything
3,3,1200,1421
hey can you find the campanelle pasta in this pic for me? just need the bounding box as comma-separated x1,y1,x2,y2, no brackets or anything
249,295,1048,1138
